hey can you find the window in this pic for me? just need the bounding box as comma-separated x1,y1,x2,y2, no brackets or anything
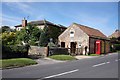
70,31,74,34
70,31,74,37
61,42,65,47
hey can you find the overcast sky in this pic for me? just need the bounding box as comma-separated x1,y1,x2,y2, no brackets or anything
1,1,119,36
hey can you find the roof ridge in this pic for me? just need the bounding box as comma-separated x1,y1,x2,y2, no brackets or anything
73,22,107,39
73,23,98,31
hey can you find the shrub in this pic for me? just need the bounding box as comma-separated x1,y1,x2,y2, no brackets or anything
1,32,16,45
114,44,120,51
2,45,29,59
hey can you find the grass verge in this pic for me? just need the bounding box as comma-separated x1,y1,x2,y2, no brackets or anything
49,55,76,61
88,54,100,56
0,58,37,69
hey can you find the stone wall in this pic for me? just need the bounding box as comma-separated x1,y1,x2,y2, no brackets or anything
28,46,48,57
58,24,89,55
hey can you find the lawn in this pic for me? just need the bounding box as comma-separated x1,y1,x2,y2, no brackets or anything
0,58,37,69
49,55,77,61
88,54,100,56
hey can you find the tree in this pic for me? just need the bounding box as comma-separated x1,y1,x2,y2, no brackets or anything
1,32,16,45
110,37,120,51
16,25,41,46
39,26,49,46
39,26,62,47
0,26,14,33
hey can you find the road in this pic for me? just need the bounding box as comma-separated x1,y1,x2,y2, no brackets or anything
2,52,119,79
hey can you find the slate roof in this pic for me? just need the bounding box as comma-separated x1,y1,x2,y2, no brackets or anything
73,23,108,39
108,30,120,38
15,20,66,28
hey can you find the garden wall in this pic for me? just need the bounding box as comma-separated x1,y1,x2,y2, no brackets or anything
28,46,48,57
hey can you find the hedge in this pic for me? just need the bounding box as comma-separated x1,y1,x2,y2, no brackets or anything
114,44,120,51
2,45,29,59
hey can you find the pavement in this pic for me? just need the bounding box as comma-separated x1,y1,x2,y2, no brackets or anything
33,55,98,65
2,52,119,79
75,55,98,60
35,57,66,65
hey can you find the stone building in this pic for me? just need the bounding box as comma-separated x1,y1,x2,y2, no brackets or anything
108,29,120,38
58,23,110,55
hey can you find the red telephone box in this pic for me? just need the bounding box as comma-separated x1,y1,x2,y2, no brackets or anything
96,40,101,55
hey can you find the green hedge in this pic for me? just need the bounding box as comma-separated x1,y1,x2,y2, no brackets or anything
2,45,29,59
114,44,120,51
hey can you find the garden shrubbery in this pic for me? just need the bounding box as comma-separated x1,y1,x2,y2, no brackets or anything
114,44,120,51
2,45,29,59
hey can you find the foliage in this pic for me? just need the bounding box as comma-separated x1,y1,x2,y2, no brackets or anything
49,55,76,61
47,42,56,47
0,58,37,69
110,37,120,52
16,25,41,45
1,32,16,45
113,44,120,51
2,45,29,59
39,26,49,46
39,26,62,47
0,26,14,33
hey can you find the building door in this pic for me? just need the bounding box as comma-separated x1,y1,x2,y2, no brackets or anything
96,40,101,55
61,42,65,47
70,42,76,53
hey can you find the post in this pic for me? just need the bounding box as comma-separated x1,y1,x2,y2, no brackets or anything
47,46,49,57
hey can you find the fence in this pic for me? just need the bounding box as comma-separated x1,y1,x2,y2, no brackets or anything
49,47,83,56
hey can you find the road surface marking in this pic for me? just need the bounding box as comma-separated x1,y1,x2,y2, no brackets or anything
115,59,118,61
92,62,106,67
106,62,110,64
44,69,79,79
108,54,112,55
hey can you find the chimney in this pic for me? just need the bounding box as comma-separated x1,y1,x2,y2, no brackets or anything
22,17,27,27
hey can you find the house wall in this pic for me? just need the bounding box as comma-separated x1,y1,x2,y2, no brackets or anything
36,25,45,30
59,24,89,54
105,40,110,53
89,37,110,54
16,27,23,31
89,38,96,54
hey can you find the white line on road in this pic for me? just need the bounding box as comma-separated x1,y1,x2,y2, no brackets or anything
92,62,106,67
44,69,79,79
115,59,118,61
106,62,110,64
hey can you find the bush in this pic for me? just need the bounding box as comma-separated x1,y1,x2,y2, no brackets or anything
1,32,16,45
2,45,29,59
114,44,120,51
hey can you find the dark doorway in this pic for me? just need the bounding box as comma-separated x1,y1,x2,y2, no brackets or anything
61,42,65,47
70,42,76,53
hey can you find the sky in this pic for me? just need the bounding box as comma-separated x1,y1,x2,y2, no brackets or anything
1,2,119,36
